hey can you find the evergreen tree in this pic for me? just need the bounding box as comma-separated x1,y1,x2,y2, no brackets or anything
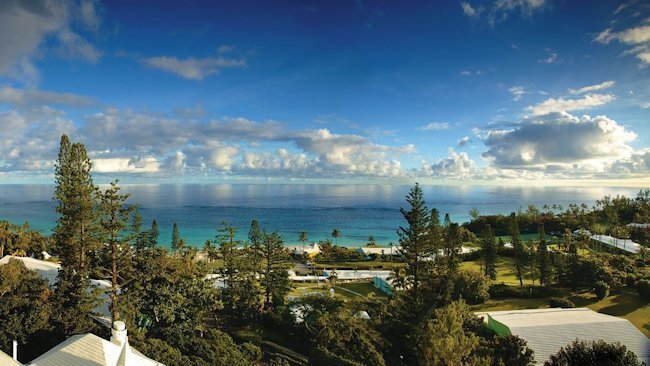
52,134,100,275
418,300,480,366
131,205,144,252
566,230,580,289
481,224,497,280
99,180,134,323
538,224,551,286
397,183,434,306
509,213,526,286
257,232,291,309
51,135,101,337
149,219,159,248
171,222,180,252
216,222,261,321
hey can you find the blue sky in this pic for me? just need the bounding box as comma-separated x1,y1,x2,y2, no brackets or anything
0,0,649,185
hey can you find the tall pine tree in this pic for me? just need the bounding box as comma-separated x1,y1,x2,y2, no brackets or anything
171,222,181,252
99,180,134,323
538,224,551,286
51,135,101,336
509,213,526,286
481,224,497,280
397,183,434,306
257,231,291,310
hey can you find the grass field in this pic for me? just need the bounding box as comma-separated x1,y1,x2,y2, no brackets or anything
287,281,388,300
460,256,537,286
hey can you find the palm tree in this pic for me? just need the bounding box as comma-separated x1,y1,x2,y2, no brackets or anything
299,231,308,255
331,228,341,246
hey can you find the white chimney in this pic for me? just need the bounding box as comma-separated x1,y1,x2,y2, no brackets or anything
12,340,17,361
110,321,128,346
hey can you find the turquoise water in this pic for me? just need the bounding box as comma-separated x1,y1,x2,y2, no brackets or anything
0,184,642,247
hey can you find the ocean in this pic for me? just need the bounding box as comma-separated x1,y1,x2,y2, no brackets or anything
0,184,642,247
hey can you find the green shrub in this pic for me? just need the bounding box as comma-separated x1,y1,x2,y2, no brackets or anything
489,284,557,299
549,297,575,308
593,281,610,299
545,339,642,366
636,279,650,301
454,269,491,304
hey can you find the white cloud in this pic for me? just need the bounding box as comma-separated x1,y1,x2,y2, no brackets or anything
482,112,636,170
509,86,527,101
0,0,103,81
568,81,615,94
141,55,246,80
420,149,476,179
458,136,471,147
420,122,450,131
93,157,161,173
595,23,650,65
461,2,481,18
461,0,547,27
525,93,615,116
538,49,561,64
0,86,95,107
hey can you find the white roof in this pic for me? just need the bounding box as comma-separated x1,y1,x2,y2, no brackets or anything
627,223,650,229
480,308,650,365
287,270,328,282
0,256,114,321
0,255,61,285
590,235,642,253
357,246,401,255
0,349,22,366
28,333,163,366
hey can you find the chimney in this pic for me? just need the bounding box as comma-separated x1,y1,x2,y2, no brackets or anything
12,340,17,361
110,321,128,347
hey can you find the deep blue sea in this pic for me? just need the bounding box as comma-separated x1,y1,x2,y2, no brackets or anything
0,184,643,247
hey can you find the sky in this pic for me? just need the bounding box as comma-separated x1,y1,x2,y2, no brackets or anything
0,0,649,185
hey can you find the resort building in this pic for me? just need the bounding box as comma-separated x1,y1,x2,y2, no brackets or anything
478,308,650,365
321,269,392,281
356,246,402,259
0,256,115,324
589,234,642,254
287,243,321,258
26,321,164,365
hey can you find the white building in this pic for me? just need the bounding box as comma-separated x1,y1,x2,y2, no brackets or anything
590,234,642,254
478,308,650,365
28,321,164,366
627,223,650,229
356,246,401,258
287,243,321,258
321,269,392,281
0,256,115,323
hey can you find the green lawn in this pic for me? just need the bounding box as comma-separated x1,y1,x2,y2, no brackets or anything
461,257,537,286
335,281,388,299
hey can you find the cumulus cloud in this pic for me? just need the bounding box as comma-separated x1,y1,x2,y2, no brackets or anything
140,54,246,80
0,0,103,81
422,149,476,178
420,122,450,131
482,112,636,170
0,106,415,178
568,81,615,94
526,93,615,116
